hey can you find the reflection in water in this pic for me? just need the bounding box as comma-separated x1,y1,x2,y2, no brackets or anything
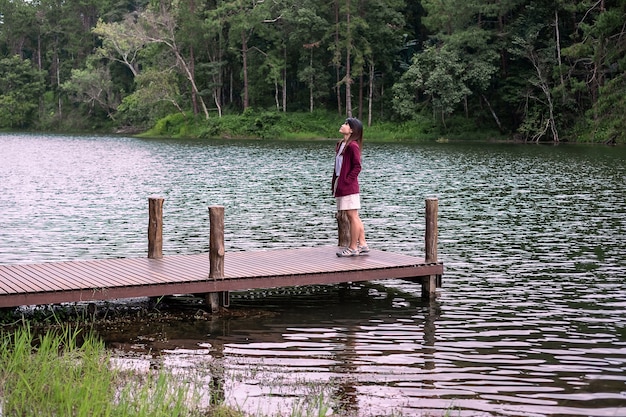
1,133,625,416
103,285,445,416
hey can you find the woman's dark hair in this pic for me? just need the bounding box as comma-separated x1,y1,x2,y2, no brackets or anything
346,117,363,149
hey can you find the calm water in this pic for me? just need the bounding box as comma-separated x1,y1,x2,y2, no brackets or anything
1,133,625,416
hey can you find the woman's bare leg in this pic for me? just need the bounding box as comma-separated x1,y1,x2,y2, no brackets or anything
346,209,366,249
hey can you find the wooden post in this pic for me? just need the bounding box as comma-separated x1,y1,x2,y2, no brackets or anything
148,197,164,259
422,197,439,299
337,211,351,247
425,197,438,264
208,206,225,313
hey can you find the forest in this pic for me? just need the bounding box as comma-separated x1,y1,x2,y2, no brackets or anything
0,0,625,143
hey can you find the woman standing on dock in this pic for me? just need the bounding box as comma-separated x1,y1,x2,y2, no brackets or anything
332,117,369,257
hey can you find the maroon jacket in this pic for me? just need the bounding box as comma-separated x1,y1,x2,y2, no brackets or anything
332,140,362,197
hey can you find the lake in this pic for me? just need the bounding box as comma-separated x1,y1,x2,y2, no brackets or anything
1,132,625,416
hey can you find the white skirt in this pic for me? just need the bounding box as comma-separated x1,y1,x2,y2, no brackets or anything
336,193,361,210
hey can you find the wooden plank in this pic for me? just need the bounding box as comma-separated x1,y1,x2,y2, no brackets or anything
21,262,96,291
0,267,28,294
1,265,51,292
54,259,135,288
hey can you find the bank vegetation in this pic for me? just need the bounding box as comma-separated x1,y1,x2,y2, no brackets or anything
0,325,333,417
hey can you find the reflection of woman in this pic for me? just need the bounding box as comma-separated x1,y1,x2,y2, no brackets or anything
332,117,369,257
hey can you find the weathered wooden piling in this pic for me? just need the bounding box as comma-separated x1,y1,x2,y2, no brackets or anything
336,211,351,247
207,206,226,312
148,197,164,259
422,197,439,299
425,198,438,264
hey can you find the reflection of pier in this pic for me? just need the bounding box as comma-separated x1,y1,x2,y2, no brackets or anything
0,198,443,309
102,285,443,416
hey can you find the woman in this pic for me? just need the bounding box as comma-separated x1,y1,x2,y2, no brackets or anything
332,117,369,257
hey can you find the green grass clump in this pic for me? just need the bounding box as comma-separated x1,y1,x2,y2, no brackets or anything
0,325,117,416
0,325,225,417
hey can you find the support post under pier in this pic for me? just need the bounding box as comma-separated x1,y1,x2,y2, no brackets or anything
422,197,439,299
207,206,228,312
148,197,164,259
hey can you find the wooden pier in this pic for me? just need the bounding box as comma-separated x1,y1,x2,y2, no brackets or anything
0,199,443,311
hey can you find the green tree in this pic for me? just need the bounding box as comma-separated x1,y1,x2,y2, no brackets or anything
216,0,264,111
0,0,38,58
117,68,183,127
62,59,119,120
398,0,500,129
292,4,331,112
562,0,626,142
358,0,406,125
135,4,210,119
202,3,232,117
394,0,502,129
392,46,471,127
0,56,45,127
92,14,146,77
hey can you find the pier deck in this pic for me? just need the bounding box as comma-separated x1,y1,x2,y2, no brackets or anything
0,246,443,309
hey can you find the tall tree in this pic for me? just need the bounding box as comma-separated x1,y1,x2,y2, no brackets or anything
505,2,562,141
329,0,368,117
253,0,288,111
0,0,37,58
62,59,119,120
137,4,210,119
202,2,232,117
93,14,146,77
0,56,45,127
292,3,330,113
357,0,405,125
563,0,626,142
393,46,472,127
396,0,499,128
218,0,265,111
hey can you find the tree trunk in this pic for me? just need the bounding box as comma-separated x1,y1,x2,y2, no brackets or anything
213,87,222,117
190,44,198,116
213,37,223,117
282,46,287,112
554,9,565,104
481,94,503,132
274,80,280,111
309,48,314,112
242,31,249,110
56,46,62,118
358,73,363,121
368,62,374,127
334,0,342,116
528,50,559,142
345,0,352,117
173,47,209,119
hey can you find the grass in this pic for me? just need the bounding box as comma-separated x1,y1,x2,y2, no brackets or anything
138,109,507,143
0,323,338,417
0,324,216,416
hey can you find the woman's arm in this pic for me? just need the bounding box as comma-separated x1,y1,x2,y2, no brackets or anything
345,142,361,181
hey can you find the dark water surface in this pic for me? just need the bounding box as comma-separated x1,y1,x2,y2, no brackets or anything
1,133,625,416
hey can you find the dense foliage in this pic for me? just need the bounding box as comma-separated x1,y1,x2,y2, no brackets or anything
1,0,624,142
